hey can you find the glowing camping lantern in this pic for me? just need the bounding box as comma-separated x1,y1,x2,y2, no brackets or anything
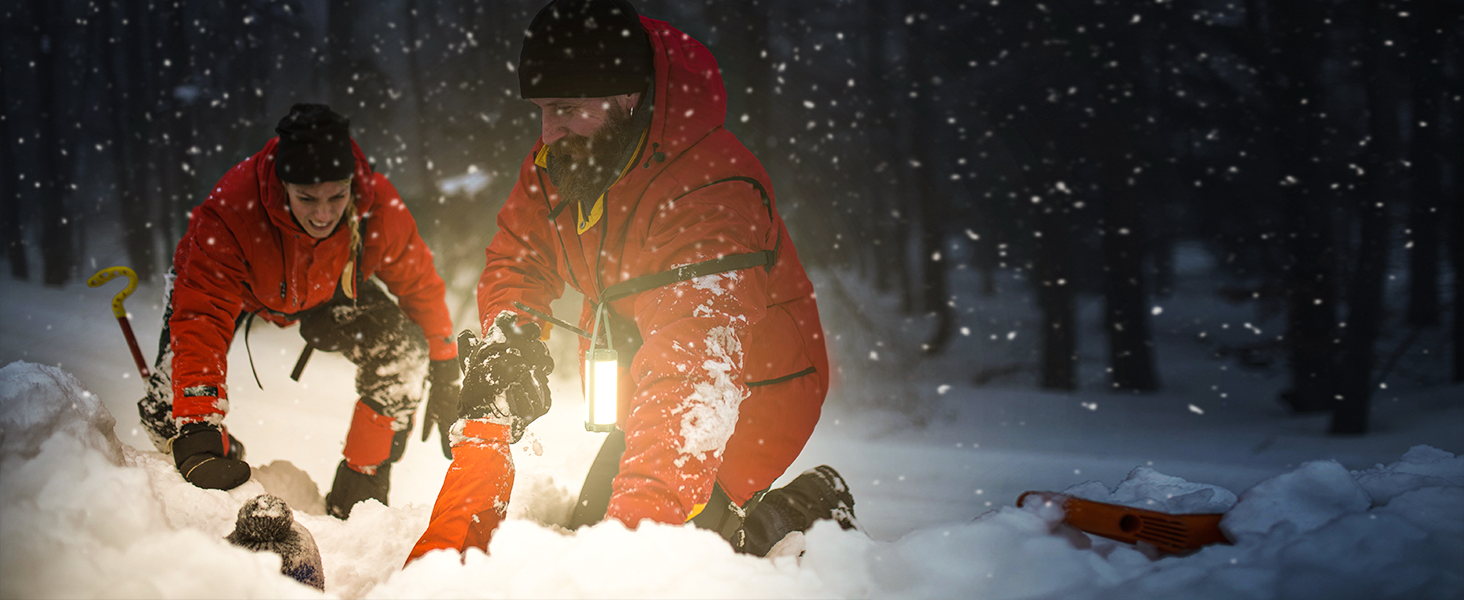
585,348,618,432
584,303,619,432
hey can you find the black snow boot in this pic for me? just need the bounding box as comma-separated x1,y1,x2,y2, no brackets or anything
741,465,860,557
325,460,391,519
226,494,325,591
173,422,251,490
226,434,246,462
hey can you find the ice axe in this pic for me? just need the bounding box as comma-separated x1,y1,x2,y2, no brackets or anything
1017,491,1230,555
87,266,152,380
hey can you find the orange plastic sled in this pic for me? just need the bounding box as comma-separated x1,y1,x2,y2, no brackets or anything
1017,491,1231,555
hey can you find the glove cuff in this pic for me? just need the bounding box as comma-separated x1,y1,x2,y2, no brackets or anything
173,422,226,469
430,358,461,383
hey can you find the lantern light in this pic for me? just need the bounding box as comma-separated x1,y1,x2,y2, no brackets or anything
584,303,619,432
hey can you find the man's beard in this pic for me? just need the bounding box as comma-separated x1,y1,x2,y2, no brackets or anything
545,102,637,210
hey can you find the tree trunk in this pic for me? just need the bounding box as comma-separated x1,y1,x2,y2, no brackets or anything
1450,2,1464,383
905,4,954,355
34,0,75,286
0,64,26,280
1029,152,1078,390
1148,169,1180,299
1099,176,1160,392
159,1,194,242
850,0,908,297
1454,184,1463,383
104,0,157,282
1332,0,1404,435
721,0,773,157
405,0,432,201
1404,0,1447,327
120,0,160,271
1264,0,1339,413
328,0,355,110
1332,197,1389,434
1088,3,1159,393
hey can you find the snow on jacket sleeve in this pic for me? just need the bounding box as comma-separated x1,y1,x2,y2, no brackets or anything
367,174,457,361
476,158,566,335
605,180,774,527
170,188,253,425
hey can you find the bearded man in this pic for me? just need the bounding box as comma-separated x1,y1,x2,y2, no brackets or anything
406,0,856,563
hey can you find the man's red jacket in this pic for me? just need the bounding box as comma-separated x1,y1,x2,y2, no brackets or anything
409,16,828,562
168,138,456,426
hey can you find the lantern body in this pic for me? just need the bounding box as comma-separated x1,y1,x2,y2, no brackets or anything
584,348,619,432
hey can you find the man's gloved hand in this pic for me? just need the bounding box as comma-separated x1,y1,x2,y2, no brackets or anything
421,359,460,459
173,422,251,490
458,311,554,442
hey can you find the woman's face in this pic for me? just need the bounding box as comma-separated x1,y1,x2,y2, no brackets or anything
284,180,352,239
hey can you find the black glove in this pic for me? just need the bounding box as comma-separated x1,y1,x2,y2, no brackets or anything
173,422,251,490
422,359,460,459
458,312,554,442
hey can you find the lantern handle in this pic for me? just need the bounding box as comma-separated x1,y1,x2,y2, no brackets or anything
587,302,613,352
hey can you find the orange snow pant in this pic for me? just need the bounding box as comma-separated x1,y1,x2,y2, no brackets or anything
405,420,515,565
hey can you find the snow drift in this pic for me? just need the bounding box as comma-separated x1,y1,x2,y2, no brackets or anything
1,360,1460,599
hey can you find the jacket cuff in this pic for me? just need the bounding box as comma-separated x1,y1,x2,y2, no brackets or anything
172,385,227,424
453,419,513,446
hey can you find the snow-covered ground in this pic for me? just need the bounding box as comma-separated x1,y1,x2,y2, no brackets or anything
1,257,1461,599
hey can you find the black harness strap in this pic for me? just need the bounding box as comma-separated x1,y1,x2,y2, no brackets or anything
600,250,774,304
746,366,817,388
597,177,781,304
547,196,573,221
243,311,264,390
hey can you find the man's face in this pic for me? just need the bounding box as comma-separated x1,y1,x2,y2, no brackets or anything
284,179,352,239
533,93,641,205
532,94,638,149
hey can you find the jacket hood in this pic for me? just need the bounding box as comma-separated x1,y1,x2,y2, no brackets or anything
639,16,726,166
532,17,727,181
256,136,378,240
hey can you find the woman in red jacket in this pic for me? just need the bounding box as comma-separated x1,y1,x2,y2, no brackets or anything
408,0,857,563
137,104,461,519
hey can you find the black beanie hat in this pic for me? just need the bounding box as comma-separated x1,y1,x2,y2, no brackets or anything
274,103,354,184
519,0,653,99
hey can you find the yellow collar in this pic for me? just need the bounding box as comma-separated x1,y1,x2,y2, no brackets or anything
536,131,649,235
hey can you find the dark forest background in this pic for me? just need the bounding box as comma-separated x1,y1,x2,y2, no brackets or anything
2,0,1460,435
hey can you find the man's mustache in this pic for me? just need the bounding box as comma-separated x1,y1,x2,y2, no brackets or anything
550,134,598,160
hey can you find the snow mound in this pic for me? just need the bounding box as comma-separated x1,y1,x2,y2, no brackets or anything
0,361,124,463
2,360,1461,599
1063,465,1239,514
800,448,1464,600
0,361,317,598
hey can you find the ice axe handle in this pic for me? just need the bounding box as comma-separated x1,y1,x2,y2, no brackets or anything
87,266,152,380
291,345,313,381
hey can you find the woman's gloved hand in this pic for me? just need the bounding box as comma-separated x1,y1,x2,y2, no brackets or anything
421,359,461,459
